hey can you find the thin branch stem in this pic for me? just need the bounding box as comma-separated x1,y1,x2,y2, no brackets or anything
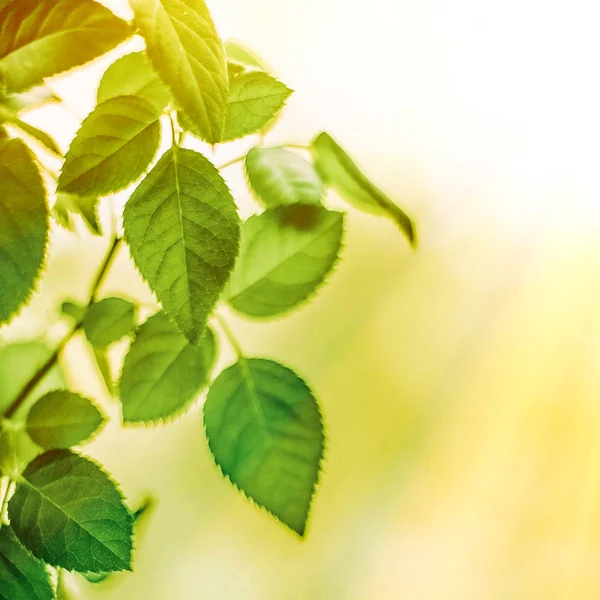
283,143,311,151
218,154,245,170
169,113,179,148
214,313,243,358
0,478,14,532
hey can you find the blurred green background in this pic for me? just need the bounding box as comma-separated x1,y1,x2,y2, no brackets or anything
4,0,600,598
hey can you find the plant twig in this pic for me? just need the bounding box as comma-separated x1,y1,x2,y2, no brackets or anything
218,154,245,170
214,313,243,358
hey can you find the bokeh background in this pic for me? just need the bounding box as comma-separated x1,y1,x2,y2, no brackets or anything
4,0,600,598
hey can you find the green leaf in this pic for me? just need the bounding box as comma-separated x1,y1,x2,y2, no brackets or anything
227,61,246,81
0,0,132,93
92,346,114,396
124,147,240,345
0,104,61,155
0,525,53,600
226,205,344,318
120,312,216,423
61,300,86,322
222,72,292,142
131,0,229,143
53,193,101,235
311,132,416,246
0,138,48,324
0,425,41,479
245,147,324,207
58,96,162,197
204,358,324,536
2,83,61,114
224,40,270,72
26,391,105,449
97,52,171,112
82,297,137,348
8,450,134,574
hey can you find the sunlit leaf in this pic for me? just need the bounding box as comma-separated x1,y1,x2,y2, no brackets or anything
53,193,101,235
82,297,137,348
2,83,61,113
0,425,41,479
0,104,60,155
224,40,270,72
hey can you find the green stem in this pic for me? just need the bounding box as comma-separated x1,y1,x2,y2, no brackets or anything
2,237,123,420
169,113,179,148
218,154,245,170
214,313,243,358
0,477,14,532
283,143,311,151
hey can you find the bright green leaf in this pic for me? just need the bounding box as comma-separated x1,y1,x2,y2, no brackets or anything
58,96,162,197
8,450,134,574
0,138,48,324
0,425,41,479
226,205,344,318
82,297,137,348
222,72,292,142
131,0,229,143
0,104,60,155
0,525,54,600
124,148,240,345
120,312,216,423
245,147,324,207
97,52,171,112
224,40,270,72
0,0,132,93
92,346,114,396
204,358,324,536
26,391,105,449
53,193,101,235
311,132,416,246
227,61,246,81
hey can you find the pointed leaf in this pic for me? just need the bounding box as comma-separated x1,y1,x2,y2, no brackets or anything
204,358,324,536
222,72,292,142
92,346,114,396
0,105,60,155
0,525,53,600
311,132,416,246
0,138,48,324
97,52,171,112
226,205,344,317
131,0,228,143
120,312,216,423
82,297,137,348
53,193,101,235
26,391,105,449
124,147,240,344
0,0,132,93
245,147,323,207
224,40,270,72
8,450,134,574
58,96,162,197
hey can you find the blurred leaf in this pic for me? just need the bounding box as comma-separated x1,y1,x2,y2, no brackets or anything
227,61,246,81
245,147,324,207
0,525,54,600
0,425,42,479
53,193,101,235
204,358,324,536
0,104,61,155
312,132,416,246
131,0,228,143
226,205,344,317
2,83,61,113
61,300,87,322
26,390,105,449
120,312,216,423
97,52,171,112
0,138,49,324
9,450,134,574
0,0,132,93
58,96,162,197
222,72,292,142
224,40,270,72
124,148,240,345
92,346,114,396
82,297,137,348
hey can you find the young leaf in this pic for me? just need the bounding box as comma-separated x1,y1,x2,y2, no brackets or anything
0,138,48,325
0,525,54,600
311,132,416,246
0,0,132,93
120,312,216,423
130,0,229,143
245,147,324,207
226,205,344,318
124,148,240,345
82,297,137,348
8,450,134,574
0,104,61,155
224,40,270,72
58,96,162,197
53,193,101,235
204,358,325,536
26,390,105,449
222,72,292,142
97,52,171,112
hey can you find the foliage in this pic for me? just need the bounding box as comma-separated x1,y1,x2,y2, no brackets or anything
0,0,416,596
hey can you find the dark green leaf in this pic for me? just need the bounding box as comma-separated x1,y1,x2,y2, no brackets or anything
124,147,240,345
0,525,53,600
245,147,323,207
0,0,132,93
26,390,105,449
97,52,171,112
0,138,48,324
9,450,134,573
222,72,292,142
120,312,216,423
311,132,416,246
58,96,162,197
82,297,137,348
226,205,344,317
204,358,324,536
131,0,229,143
0,104,60,155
